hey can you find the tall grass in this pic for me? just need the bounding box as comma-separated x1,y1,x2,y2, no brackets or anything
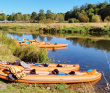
0,33,48,62
13,45,48,62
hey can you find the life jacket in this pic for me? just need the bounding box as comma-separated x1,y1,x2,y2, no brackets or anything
9,66,26,79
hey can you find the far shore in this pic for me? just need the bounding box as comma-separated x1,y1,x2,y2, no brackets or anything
0,22,110,28
1,22,110,41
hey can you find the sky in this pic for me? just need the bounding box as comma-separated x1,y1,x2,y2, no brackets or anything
0,0,109,15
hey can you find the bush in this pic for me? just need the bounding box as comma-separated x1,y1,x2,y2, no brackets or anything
44,18,53,23
78,13,89,22
13,45,48,62
104,16,110,22
91,15,102,22
68,18,79,23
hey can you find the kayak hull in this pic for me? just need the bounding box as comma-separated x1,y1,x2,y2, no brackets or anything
0,69,101,84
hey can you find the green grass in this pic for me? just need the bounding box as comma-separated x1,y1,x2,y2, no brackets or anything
0,80,96,93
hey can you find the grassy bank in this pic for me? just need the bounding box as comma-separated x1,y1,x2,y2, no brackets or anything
0,23,110,40
0,33,48,62
0,80,96,93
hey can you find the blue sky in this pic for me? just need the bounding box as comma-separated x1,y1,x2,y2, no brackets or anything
0,0,109,15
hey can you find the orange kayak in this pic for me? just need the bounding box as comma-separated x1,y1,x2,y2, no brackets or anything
18,41,45,46
0,68,101,83
0,61,79,72
37,43,68,48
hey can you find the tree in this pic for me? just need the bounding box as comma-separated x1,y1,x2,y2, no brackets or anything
94,8,99,15
31,12,38,22
55,13,64,22
8,15,13,21
0,13,6,20
87,4,94,10
46,10,54,19
98,5,110,20
65,10,73,20
38,9,46,22
81,10,87,15
86,8,94,21
23,14,31,21
16,12,23,21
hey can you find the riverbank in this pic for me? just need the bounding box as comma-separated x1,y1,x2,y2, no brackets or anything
1,23,110,40
0,33,48,62
0,80,96,93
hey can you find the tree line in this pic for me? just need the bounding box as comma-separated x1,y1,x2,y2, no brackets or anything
0,1,110,23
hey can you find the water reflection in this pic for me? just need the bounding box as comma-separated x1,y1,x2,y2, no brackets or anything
67,37,110,52
32,34,39,39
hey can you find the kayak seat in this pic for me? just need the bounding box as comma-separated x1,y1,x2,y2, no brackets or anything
56,64,62,67
54,43,57,45
30,69,36,74
51,69,59,75
20,61,30,69
42,63,49,67
69,71,75,75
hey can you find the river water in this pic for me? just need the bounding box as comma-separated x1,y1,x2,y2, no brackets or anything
7,33,110,92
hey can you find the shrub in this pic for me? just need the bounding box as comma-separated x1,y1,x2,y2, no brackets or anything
104,16,110,22
13,45,48,62
78,13,89,22
44,18,53,23
68,18,79,23
0,33,48,62
91,15,102,22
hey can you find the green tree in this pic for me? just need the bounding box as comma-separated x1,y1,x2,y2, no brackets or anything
38,9,46,22
98,5,110,20
31,12,38,22
23,14,31,21
65,10,73,20
0,13,6,20
81,10,87,15
8,15,13,21
16,12,23,21
94,8,100,15
46,10,54,19
86,8,94,21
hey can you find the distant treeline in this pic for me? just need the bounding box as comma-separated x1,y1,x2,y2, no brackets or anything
0,1,110,23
